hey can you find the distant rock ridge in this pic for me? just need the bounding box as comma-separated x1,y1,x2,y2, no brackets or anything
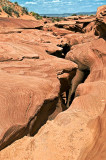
40,11,96,17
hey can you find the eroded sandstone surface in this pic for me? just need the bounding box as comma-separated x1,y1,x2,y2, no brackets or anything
0,5,105,160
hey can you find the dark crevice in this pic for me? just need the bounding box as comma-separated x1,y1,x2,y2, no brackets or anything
35,26,43,30
83,22,90,28
69,25,83,33
0,97,59,150
102,36,106,40
55,23,91,33
57,43,70,58
28,97,59,136
67,90,75,107
62,44,70,57
0,56,39,63
46,50,63,58
82,69,90,83
66,69,90,108
0,31,22,34
20,26,43,30
55,24,64,28
69,69,90,106
46,43,70,58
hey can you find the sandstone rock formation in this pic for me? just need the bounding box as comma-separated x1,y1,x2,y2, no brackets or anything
54,16,96,33
95,5,106,37
0,13,78,151
0,4,106,160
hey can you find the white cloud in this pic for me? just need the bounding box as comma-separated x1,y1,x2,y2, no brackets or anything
52,0,60,3
25,1,37,5
96,2,104,4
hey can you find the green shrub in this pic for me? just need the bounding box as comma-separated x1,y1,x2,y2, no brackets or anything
2,6,13,16
31,12,42,20
52,18,55,23
0,9,2,12
51,17,61,23
31,11,36,17
72,14,77,16
35,14,42,20
43,15,47,18
55,17,61,22
14,2,18,5
14,10,19,17
22,7,28,15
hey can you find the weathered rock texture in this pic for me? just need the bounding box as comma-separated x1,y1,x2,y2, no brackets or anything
0,15,77,150
0,5,106,160
95,5,106,37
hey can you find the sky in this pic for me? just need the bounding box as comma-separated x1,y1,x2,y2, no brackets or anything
11,0,106,14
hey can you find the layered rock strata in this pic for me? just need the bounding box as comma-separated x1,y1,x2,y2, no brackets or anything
0,5,106,160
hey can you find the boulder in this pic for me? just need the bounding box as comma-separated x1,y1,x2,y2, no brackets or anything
66,38,106,71
65,32,98,46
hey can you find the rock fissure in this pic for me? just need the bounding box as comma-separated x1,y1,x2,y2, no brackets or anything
66,69,90,108
25,94,33,117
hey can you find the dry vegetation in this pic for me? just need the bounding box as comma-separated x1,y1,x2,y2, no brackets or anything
0,0,42,19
